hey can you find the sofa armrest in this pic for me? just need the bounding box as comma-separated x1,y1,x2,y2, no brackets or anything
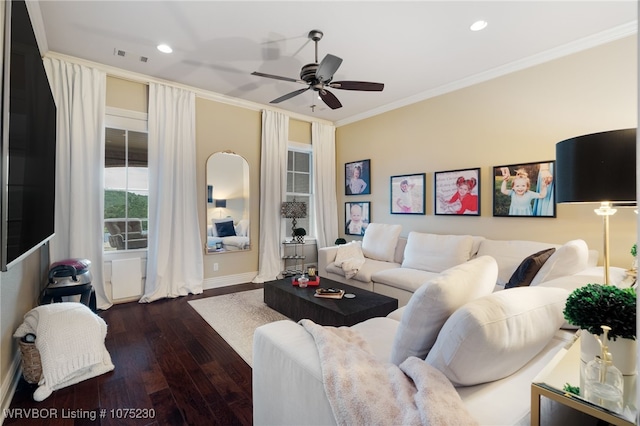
253,321,335,425
318,245,339,277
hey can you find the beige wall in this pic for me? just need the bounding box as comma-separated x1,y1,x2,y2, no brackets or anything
336,36,637,267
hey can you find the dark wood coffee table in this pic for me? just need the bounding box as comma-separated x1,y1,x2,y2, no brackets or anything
263,277,398,326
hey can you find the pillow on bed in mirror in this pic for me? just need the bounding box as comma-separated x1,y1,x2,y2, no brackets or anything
215,220,236,237
211,218,233,237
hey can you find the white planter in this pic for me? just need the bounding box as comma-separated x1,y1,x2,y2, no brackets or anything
580,331,637,375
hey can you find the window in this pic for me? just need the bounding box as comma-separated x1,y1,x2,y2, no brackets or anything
104,126,149,251
285,144,313,240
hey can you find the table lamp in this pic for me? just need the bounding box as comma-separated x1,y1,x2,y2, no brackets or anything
214,199,227,218
555,128,636,285
281,199,307,242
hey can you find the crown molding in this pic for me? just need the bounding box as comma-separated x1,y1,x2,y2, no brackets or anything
43,51,334,127
335,21,638,127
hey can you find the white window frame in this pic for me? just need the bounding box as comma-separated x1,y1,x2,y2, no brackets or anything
104,107,149,257
284,141,315,241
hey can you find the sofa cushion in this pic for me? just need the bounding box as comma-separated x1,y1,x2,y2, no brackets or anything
505,248,556,289
401,232,474,273
390,256,498,366
361,223,402,262
529,239,589,286
372,268,440,293
476,239,560,286
425,287,568,386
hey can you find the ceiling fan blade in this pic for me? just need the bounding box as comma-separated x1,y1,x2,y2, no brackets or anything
329,81,384,91
251,71,304,84
270,87,310,104
319,89,342,110
316,54,343,82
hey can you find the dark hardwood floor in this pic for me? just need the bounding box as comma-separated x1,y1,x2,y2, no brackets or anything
5,283,262,426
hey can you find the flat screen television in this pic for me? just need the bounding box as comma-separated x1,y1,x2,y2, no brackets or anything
1,0,56,271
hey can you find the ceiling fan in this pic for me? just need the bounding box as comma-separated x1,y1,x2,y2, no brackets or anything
251,30,384,110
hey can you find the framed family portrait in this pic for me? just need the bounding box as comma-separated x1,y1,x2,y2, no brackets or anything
345,202,370,236
390,173,425,215
492,161,556,217
345,160,371,195
434,168,480,216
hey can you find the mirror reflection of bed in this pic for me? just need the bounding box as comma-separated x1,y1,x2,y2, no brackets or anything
206,151,250,254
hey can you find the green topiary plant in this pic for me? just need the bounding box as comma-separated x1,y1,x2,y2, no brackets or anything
293,228,306,237
631,243,637,258
563,283,636,341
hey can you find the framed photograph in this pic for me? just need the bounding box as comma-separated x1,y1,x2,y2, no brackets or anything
345,160,371,195
492,161,556,217
390,173,425,215
434,168,480,215
345,202,370,236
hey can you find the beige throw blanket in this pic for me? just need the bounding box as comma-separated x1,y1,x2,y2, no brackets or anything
299,319,478,426
14,302,115,401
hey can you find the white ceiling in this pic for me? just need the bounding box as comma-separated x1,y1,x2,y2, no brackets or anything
34,1,637,125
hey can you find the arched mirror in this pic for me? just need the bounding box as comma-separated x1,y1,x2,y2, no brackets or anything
205,151,250,254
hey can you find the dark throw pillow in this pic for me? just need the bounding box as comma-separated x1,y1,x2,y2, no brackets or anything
215,220,237,237
505,248,556,289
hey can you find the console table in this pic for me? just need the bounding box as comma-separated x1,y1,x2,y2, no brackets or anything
531,334,637,426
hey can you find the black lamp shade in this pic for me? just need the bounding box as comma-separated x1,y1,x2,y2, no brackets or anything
555,128,636,204
214,199,227,208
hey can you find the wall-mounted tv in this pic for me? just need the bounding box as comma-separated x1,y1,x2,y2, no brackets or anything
1,0,57,271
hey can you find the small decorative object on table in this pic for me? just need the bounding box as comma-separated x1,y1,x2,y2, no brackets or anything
292,275,320,287
563,283,637,375
298,274,309,288
583,325,624,413
293,227,306,244
314,288,345,299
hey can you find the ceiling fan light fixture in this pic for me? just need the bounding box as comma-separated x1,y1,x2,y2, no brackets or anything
470,20,488,31
157,44,173,53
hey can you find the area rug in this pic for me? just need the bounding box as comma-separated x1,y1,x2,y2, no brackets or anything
188,289,290,366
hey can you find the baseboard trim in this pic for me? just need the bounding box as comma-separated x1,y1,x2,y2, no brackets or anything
1,350,22,425
203,272,257,290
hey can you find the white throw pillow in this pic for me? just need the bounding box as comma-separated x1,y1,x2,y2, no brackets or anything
333,241,364,266
390,256,498,365
425,287,568,386
361,223,402,262
401,232,474,273
529,239,589,286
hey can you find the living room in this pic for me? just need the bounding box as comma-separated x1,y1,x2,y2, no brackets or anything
0,1,638,424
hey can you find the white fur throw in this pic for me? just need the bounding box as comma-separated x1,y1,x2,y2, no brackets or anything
299,319,477,426
333,241,366,279
14,302,114,401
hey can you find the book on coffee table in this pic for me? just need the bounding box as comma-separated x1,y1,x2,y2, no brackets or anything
314,288,345,299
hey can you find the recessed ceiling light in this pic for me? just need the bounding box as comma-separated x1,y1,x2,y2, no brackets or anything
157,44,173,53
470,20,488,32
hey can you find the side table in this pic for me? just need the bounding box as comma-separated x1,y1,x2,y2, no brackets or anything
531,334,637,426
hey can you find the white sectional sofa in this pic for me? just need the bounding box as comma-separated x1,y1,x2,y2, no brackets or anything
253,224,631,425
318,223,600,306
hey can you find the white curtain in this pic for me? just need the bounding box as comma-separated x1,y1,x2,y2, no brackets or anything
312,122,339,249
43,57,111,310
253,110,289,283
140,83,203,302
